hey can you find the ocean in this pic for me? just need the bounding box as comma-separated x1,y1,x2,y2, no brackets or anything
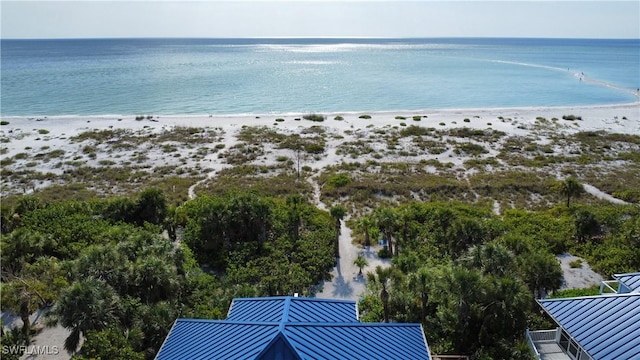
1,38,638,116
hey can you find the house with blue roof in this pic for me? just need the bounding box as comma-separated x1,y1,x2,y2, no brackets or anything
156,296,432,360
526,272,640,360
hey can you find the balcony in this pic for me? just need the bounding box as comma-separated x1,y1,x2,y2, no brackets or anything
526,328,571,360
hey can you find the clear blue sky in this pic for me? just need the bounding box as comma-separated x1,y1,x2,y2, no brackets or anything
2,1,639,39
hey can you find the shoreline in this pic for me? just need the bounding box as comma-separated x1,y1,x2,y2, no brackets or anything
2,100,639,120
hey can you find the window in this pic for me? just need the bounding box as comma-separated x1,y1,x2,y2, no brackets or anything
559,332,570,351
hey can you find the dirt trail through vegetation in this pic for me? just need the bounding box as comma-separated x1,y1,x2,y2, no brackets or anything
582,183,629,205
308,176,390,301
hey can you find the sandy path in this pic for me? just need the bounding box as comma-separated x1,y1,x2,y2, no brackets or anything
308,176,390,301
1,309,73,360
582,183,629,205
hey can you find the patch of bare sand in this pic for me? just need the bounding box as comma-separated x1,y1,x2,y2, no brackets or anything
557,252,603,289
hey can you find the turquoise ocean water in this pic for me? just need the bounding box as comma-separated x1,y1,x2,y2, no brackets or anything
1,38,638,116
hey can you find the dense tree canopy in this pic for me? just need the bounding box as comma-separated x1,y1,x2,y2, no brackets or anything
1,188,638,360
357,201,639,359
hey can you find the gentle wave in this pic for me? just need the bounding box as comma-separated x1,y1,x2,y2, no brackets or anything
255,42,465,53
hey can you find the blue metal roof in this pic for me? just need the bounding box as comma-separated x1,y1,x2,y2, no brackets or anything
227,296,359,323
614,272,640,293
285,323,431,360
539,293,640,360
156,320,279,360
156,296,431,360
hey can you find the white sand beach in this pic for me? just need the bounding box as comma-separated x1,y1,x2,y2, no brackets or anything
2,102,638,197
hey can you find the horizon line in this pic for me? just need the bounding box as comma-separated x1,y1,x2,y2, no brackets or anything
2,35,639,41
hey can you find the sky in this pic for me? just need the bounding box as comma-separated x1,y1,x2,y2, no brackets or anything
1,1,639,39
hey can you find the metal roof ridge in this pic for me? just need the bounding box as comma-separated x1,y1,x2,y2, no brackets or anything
175,319,281,325
232,295,357,304
283,322,425,327
613,271,640,277
280,296,292,331
538,292,640,303
232,296,291,301
290,297,356,304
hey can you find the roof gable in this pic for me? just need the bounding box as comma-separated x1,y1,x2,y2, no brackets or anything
255,332,302,360
539,293,640,360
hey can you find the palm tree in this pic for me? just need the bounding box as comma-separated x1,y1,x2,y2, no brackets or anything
286,195,303,241
48,278,123,353
366,266,393,322
354,216,372,247
558,177,585,208
373,207,398,257
0,279,41,336
353,255,368,275
409,267,431,323
330,205,346,258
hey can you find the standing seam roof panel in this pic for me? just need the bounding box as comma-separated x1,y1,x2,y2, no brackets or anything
156,297,431,360
287,299,358,323
284,324,430,360
596,329,640,360
155,321,280,360
585,309,640,358
614,272,640,292
569,296,635,339
227,298,285,322
539,293,640,360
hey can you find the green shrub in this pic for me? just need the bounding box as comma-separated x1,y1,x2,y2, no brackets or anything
377,247,391,258
334,116,344,121
327,173,352,187
550,285,600,298
303,114,325,122
0,121,9,125
569,259,583,268
412,116,422,121
275,118,285,122
562,114,582,121
359,114,372,119
304,143,325,154
463,118,470,123
38,129,50,134
454,143,489,156
395,116,406,120
399,125,432,137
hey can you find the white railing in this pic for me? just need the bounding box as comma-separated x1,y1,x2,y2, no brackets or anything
431,356,469,360
528,329,558,342
527,328,560,359
526,329,542,359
